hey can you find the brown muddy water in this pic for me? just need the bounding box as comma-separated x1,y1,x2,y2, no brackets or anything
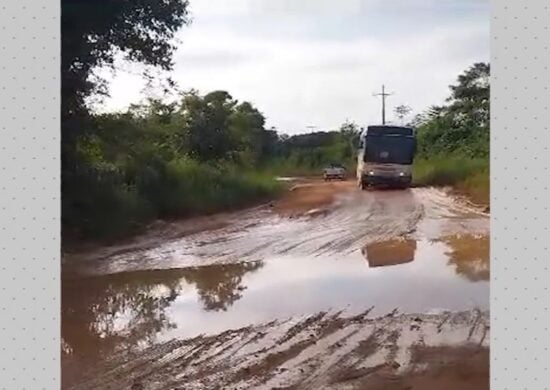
62,186,489,389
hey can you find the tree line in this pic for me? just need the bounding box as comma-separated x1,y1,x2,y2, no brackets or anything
413,62,490,158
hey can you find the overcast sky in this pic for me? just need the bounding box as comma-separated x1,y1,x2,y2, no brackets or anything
97,0,489,135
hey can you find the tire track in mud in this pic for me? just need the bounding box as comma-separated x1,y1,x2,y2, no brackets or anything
64,309,489,390
63,187,486,278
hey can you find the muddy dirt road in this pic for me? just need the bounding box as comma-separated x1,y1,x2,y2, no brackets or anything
62,179,489,389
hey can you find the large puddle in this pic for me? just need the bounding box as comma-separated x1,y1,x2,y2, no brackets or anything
62,187,489,387
62,233,488,378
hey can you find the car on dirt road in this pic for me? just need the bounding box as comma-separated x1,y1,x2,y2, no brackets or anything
323,164,347,181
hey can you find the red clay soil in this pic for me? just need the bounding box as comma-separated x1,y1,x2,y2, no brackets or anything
273,179,355,217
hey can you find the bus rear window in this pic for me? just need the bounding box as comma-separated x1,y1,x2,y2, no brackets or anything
367,126,413,137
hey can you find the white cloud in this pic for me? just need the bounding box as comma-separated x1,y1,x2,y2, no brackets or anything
95,0,489,134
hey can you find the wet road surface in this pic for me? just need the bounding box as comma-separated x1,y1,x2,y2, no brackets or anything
62,182,489,389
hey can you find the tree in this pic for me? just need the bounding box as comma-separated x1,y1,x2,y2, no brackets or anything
62,0,190,169
415,62,490,158
178,90,237,162
394,105,412,124
229,102,268,165
447,62,490,128
339,120,359,138
449,63,490,103
339,120,360,152
259,127,281,158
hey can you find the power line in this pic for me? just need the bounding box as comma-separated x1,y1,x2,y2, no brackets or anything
373,85,394,125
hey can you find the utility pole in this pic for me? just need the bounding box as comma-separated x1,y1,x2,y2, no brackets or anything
306,125,316,133
373,85,393,125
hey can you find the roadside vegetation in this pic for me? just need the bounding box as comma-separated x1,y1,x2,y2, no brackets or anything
412,63,490,205
63,92,286,241
61,0,489,242
412,157,489,204
263,122,360,176
62,1,285,241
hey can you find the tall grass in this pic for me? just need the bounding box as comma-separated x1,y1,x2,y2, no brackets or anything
412,157,489,205
161,159,283,215
63,159,282,242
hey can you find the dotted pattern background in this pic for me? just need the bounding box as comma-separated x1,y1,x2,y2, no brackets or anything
0,0,60,389
492,1,550,388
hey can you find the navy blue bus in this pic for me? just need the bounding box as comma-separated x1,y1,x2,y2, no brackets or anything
356,125,417,189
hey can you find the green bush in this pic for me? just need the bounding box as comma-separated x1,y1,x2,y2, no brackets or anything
63,158,282,241
62,165,156,241
62,93,286,242
412,156,489,204
160,159,282,216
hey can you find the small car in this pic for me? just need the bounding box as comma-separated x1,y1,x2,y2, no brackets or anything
323,164,347,181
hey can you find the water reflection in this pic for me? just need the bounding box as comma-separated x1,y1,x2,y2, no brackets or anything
62,269,183,386
62,261,264,379
441,234,489,282
184,261,263,311
361,238,417,268
63,270,179,357
62,236,492,388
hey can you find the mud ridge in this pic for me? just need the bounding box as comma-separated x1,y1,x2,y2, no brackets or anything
65,309,489,390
